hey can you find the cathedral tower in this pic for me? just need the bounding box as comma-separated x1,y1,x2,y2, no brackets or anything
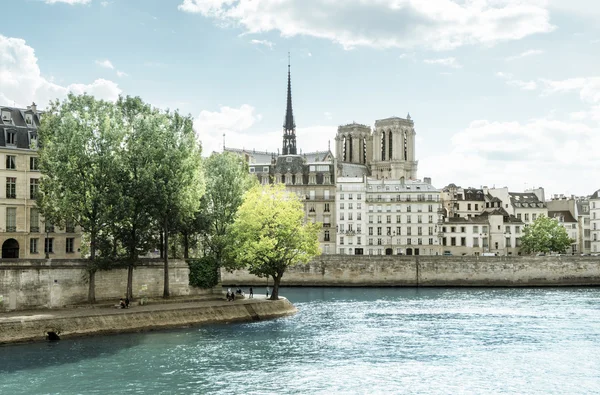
371,114,418,180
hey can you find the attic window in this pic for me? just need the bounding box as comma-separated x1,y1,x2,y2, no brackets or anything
6,131,16,146
25,114,33,125
1,111,11,123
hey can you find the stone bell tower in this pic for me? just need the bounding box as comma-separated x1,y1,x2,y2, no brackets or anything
370,114,418,180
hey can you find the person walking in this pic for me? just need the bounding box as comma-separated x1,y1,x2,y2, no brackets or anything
249,287,253,299
266,287,270,299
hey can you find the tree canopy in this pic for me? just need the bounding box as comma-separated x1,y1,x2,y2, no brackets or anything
520,215,574,254
227,184,321,300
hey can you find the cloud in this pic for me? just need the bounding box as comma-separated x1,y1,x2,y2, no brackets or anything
505,49,544,61
116,70,128,77
250,39,275,49
45,0,91,4
95,59,115,69
496,72,537,90
0,35,121,108
178,0,554,51
420,118,600,195
540,77,600,104
424,57,462,69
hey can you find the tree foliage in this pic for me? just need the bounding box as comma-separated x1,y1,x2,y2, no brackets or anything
227,184,321,300
520,215,574,254
200,152,256,268
37,94,122,303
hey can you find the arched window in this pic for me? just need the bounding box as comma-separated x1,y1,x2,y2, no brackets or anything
342,136,347,162
403,130,408,160
362,138,367,164
389,129,393,159
348,135,353,163
381,131,386,161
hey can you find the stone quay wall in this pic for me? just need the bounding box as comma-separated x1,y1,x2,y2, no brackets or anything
0,298,297,344
0,259,212,311
222,255,600,287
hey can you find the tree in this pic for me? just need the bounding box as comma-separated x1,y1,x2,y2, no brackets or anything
147,110,204,297
227,184,321,300
520,215,574,254
37,93,122,303
113,96,161,300
199,152,256,271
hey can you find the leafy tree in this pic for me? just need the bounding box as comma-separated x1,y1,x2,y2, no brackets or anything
520,215,574,254
148,110,205,297
37,93,122,303
227,184,321,300
113,96,161,300
199,152,256,272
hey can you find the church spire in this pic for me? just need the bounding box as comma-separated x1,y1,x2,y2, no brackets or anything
282,52,297,155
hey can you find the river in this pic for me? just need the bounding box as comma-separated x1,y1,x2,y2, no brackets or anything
1,287,599,394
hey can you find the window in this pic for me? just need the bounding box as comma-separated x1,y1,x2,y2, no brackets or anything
249,167,255,173
340,203,345,210
339,213,344,220
45,238,54,254
386,215,391,223
451,237,456,246
387,227,392,235
6,177,16,198
482,226,488,234
451,227,456,233
348,213,353,221
443,237,447,246
340,194,344,200
473,238,479,247
468,203,471,210
428,204,433,212
348,203,353,210
525,213,529,221
418,238,423,245
369,227,373,235
505,226,511,233
6,155,16,170
473,226,479,233
506,237,511,248
417,226,422,236
263,166,269,172
66,221,75,233
417,215,422,223
286,157,292,162
324,231,330,241
6,131,16,145
428,215,433,223
357,213,361,221
30,238,39,254
66,238,75,253
30,157,39,170
368,238,373,245
396,215,400,223
340,236,344,245
407,227,412,236
377,227,382,236
6,207,16,232
377,215,382,224
407,205,412,212
357,203,361,210
407,238,412,245
349,194,353,200
429,238,433,245
429,226,434,236
517,213,522,220
357,225,362,233
324,203,330,212
30,208,39,232
407,215,412,224
369,215,373,224
460,226,466,233
30,178,39,199
461,237,466,246
396,227,401,235
377,238,382,245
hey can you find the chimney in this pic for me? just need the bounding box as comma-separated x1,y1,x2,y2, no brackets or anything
29,102,37,113
424,177,431,185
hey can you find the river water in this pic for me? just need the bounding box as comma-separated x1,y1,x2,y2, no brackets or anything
1,287,600,394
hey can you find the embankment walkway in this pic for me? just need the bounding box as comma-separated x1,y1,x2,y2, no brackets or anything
0,295,296,345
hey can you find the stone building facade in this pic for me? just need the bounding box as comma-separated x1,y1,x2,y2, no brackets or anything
0,104,81,259
591,190,600,254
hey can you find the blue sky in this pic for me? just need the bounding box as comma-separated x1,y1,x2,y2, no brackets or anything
1,0,599,196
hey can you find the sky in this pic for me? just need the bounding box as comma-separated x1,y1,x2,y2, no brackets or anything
1,0,599,197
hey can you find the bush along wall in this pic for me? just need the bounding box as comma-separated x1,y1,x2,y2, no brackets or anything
187,257,220,288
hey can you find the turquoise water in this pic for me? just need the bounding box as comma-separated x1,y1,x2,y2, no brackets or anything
1,287,600,394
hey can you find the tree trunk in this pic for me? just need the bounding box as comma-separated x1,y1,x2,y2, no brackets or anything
270,274,282,300
88,232,97,304
183,231,189,259
163,218,170,298
159,231,164,258
127,265,134,300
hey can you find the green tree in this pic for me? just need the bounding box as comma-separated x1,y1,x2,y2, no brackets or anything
37,93,122,303
520,215,574,254
199,152,256,272
227,184,321,300
113,96,161,300
148,110,205,297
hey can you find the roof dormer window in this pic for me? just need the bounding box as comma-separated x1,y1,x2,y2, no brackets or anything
25,114,33,125
2,111,12,124
6,130,16,146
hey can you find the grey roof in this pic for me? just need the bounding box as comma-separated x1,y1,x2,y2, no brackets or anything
548,210,577,223
486,193,502,203
338,163,368,178
0,105,40,149
224,147,276,164
576,200,589,215
591,190,600,199
462,187,485,201
510,192,546,208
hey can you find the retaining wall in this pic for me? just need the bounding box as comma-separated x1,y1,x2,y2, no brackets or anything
0,259,212,311
222,255,600,287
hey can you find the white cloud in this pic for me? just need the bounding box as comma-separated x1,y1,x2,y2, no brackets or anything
95,59,114,69
45,0,91,4
496,72,537,90
541,77,600,104
420,118,600,195
250,39,274,49
178,0,554,51
101,1,110,6
505,49,544,61
0,35,121,108
424,57,462,69
116,70,128,77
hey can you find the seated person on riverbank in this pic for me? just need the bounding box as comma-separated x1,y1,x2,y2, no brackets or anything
119,298,126,309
